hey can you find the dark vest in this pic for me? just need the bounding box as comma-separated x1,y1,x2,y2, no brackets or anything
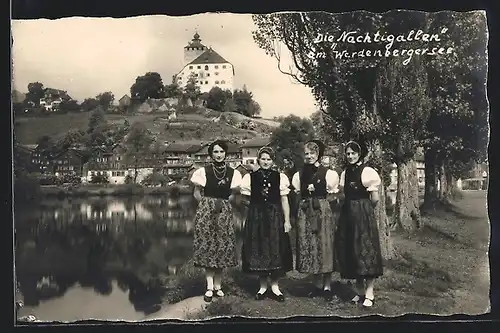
250,169,281,204
300,165,328,198
203,165,234,199
344,164,371,200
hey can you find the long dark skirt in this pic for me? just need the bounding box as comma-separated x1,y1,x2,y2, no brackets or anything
241,202,293,277
335,198,384,279
295,198,338,274
192,197,238,269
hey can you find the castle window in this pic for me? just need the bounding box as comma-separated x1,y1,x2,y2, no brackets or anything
215,80,220,84
204,65,209,70
199,81,203,84
207,73,210,77
197,65,201,69
189,66,193,69
215,65,219,69
205,81,208,84
215,72,219,76
221,80,226,84
222,65,227,69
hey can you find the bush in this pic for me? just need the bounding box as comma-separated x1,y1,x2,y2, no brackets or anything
60,174,82,185
90,173,109,184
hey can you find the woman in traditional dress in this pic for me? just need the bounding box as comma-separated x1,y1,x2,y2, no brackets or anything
190,139,243,302
292,140,340,300
335,140,383,308
240,147,293,302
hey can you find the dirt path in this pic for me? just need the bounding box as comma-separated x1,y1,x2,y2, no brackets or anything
447,191,490,315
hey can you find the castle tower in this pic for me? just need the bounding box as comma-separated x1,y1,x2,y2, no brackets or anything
183,32,207,64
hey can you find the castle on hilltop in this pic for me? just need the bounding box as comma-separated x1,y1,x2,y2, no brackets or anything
174,32,235,94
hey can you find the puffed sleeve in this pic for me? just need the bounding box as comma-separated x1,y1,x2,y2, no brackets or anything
291,172,300,193
325,169,340,194
190,167,206,187
230,169,242,189
339,170,346,189
361,167,382,192
240,173,251,196
279,173,291,196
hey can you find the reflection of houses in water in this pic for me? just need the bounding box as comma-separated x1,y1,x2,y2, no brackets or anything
80,201,153,221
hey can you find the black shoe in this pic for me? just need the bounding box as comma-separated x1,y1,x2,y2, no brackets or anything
255,291,266,300
323,289,333,301
269,291,285,302
203,290,213,303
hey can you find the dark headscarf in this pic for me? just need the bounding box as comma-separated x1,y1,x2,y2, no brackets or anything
344,140,367,168
257,146,275,161
257,146,275,175
208,139,229,166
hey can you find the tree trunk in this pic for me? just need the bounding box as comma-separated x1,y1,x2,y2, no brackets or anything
423,148,439,210
395,159,422,231
440,162,456,203
371,141,396,260
438,162,450,204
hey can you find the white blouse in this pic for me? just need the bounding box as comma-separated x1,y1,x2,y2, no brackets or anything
240,172,291,196
190,166,242,189
339,166,381,192
291,169,340,194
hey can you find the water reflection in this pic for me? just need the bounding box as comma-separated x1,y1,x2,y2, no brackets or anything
15,195,244,322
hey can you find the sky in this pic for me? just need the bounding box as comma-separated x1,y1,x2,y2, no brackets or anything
12,13,318,118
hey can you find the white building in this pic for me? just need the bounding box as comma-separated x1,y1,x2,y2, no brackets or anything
175,32,235,94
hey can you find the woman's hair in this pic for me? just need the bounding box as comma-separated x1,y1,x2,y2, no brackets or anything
257,146,275,161
344,140,368,162
208,139,229,158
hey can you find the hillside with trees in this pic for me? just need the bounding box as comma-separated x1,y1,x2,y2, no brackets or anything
13,71,279,145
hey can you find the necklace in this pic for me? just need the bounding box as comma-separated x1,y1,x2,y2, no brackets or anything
212,164,228,186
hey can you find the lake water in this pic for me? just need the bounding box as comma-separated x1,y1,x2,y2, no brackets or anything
14,195,245,322
15,193,397,323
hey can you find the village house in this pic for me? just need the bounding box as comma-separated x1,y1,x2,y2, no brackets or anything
83,144,129,184
161,142,205,178
14,144,39,173
240,137,271,166
40,88,72,111
118,94,131,108
194,142,242,168
162,142,203,164
28,144,57,174
52,148,86,178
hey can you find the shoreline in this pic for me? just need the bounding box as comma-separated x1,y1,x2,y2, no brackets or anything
39,184,193,198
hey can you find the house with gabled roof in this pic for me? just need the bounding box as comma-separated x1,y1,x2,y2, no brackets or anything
194,141,242,169
240,137,272,167
174,32,235,94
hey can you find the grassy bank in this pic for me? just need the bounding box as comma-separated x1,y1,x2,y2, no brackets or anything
160,191,489,318
39,183,193,198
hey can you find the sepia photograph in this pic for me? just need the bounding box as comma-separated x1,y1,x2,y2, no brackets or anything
12,10,490,323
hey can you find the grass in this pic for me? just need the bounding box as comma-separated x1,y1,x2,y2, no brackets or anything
15,112,92,144
14,109,269,145
161,191,490,319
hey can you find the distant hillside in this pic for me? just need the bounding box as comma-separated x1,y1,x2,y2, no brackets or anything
13,107,273,145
